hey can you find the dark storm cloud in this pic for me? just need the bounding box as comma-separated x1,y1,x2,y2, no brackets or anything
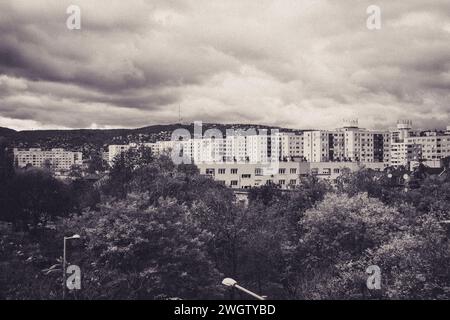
0,0,449,130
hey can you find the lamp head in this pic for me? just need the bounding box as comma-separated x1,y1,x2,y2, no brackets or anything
65,234,81,240
222,278,237,287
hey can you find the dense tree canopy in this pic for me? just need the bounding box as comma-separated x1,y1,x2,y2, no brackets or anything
60,195,223,299
0,168,73,231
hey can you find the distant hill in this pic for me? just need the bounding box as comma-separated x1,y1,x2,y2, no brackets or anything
0,127,17,137
0,123,303,156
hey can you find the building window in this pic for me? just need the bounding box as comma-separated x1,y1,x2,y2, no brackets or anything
255,168,262,176
218,168,226,174
206,168,215,175
333,168,340,174
230,180,238,186
290,168,297,174
279,180,285,185
289,179,297,185
241,174,251,179
278,168,286,174
231,168,238,174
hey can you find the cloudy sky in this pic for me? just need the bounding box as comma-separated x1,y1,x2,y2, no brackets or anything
0,0,449,131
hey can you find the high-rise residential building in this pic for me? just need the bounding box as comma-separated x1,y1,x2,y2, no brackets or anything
343,128,390,163
108,142,158,166
387,121,450,168
107,121,449,171
303,120,389,164
389,142,421,167
246,133,273,164
154,140,177,155
108,144,133,165
277,132,304,160
225,135,247,162
388,120,418,168
14,148,83,171
406,132,450,161
225,130,281,164
303,131,333,162
390,120,416,143
191,138,226,163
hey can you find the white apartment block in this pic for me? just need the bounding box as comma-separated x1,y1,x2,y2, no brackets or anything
225,135,248,162
388,121,450,168
108,144,133,165
108,142,158,166
303,122,389,164
246,134,273,163
389,143,421,167
277,132,304,160
106,121,450,172
154,140,176,155
406,133,450,161
225,131,280,164
390,120,421,143
14,148,83,171
156,138,226,164
191,138,226,163
108,139,227,166
108,130,304,168
303,131,332,162
343,129,390,163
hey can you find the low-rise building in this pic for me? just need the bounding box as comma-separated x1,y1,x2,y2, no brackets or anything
197,161,385,188
197,161,307,189
308,161,386,181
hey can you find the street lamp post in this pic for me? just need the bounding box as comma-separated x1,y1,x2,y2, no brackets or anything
222,278,266,300
63,234,80,300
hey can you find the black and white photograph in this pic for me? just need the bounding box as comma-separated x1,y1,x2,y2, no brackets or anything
1,0,450,306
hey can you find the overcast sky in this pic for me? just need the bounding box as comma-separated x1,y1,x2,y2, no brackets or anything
0,0,449,131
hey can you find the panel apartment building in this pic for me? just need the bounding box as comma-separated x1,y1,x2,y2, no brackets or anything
14,148,83,171
106,121,450,189
108,131,303,166
108,139,227,165
303,120,390,164
389,121,450,168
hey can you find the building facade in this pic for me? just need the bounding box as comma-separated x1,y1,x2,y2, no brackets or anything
303,121,390,164
197,162,308,189
197,161,386,189
388,121,450,168
14,148,83,171
106,121,450,177
277,132,304,160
